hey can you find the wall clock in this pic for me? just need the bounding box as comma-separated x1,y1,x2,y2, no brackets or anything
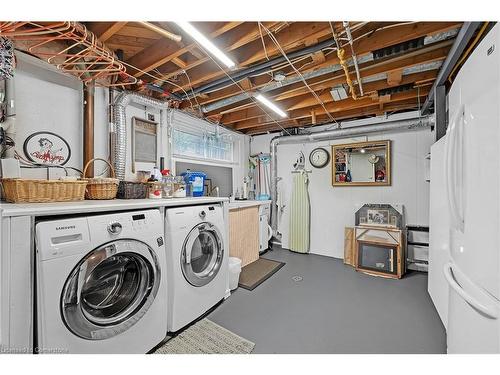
23,131,71,166
309,147,330,168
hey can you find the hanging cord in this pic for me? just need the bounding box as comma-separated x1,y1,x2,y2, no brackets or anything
182,69,202,113
258,22,339,127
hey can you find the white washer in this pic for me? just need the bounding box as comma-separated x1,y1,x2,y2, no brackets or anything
35,209,167,354
165,204,227,332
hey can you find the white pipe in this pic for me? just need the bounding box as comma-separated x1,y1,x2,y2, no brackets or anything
269,115,435,238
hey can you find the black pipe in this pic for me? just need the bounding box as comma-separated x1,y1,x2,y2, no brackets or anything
179,38,336,100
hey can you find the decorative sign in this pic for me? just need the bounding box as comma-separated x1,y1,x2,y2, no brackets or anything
23,131,71,166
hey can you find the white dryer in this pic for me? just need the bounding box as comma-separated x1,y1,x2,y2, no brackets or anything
165,204,227,332
35,209,167,353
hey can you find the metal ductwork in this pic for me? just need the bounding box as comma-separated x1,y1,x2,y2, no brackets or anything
269,115,435,238
111,91,169,180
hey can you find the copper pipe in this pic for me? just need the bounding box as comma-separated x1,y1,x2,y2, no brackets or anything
83,81,95,176
1,22,137,87
138,22,182,42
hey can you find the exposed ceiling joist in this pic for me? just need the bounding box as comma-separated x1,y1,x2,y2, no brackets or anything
245,99,425,134
234,86,430,131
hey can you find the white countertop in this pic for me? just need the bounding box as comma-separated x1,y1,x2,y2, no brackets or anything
228,200,272,211
0,196,228,217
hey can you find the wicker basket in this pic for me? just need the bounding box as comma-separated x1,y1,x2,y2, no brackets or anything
117,181,148,199
1,178,87,203
83,158,119,200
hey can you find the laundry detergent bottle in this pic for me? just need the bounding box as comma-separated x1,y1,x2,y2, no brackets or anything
180,169,207,197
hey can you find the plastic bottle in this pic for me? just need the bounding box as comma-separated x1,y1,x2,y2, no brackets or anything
161,169,174,199
180,169,207,197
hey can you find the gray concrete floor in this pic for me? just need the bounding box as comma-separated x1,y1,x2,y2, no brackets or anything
208,247,446,354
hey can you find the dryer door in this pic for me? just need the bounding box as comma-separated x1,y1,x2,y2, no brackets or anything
61,239,161,340
181,222,224,287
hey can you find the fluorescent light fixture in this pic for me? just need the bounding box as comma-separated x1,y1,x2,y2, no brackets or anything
255,94,287,118
175,21,235,69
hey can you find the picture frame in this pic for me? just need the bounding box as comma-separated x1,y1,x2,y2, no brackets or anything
366,209,390,226
331,140,391,187
23,131,71,166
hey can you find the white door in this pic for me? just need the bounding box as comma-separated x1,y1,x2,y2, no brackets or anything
445,24,500,353
450,24,500,299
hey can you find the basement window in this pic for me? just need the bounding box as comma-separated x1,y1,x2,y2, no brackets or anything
172,129,233,162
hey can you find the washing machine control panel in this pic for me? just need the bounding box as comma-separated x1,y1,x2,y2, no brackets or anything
107,221,123,235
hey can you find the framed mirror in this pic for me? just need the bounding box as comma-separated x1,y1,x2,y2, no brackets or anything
332,140,391,186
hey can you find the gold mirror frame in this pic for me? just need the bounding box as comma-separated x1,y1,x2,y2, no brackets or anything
331,140,391,187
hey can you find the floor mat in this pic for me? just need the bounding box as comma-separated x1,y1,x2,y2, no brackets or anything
153,319,255,354
238,258,285,290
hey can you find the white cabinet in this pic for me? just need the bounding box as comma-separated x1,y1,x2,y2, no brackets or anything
0,215,33,353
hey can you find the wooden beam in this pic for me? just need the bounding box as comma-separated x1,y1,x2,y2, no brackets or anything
222,71,436,125
199,43,449,119
98,22,127,42
240,77,254,90
311,51,326,64
245,98,424,134
233,87,430,131
285,70,436,111
171,57,187,68
127,21,244,77
170,22,334,92
196,27,456,108
152,22,285,85
387,69,403,85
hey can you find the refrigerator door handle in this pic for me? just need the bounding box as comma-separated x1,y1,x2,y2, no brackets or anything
444,105,465,232
443,262,498,319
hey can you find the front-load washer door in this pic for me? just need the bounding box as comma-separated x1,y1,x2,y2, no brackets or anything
61,239,161,340
181,222,224,287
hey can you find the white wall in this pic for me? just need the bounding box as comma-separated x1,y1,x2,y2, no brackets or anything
250,114,434,259
12,60,109,180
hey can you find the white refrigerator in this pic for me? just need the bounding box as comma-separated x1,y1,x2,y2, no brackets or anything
428,136,450,330
444,23,500,353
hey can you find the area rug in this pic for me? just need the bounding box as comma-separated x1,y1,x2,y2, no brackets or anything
238,258,285,291
153,319,255,354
